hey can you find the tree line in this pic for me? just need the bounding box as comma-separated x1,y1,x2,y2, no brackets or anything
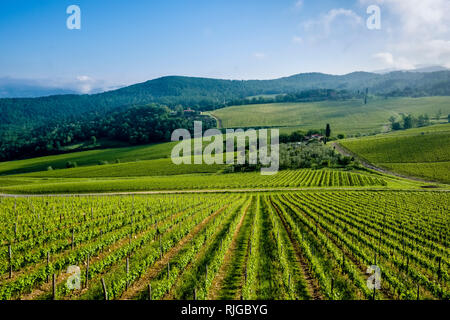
0,104,215,161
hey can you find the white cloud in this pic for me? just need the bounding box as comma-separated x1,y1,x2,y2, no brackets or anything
373,52,394,65
373,52,415,70
253,52,266,59
76,75,96,93
294,0,303,10
304,8,363,36
76,75,92,82
292,35,303,44
361,0,450,68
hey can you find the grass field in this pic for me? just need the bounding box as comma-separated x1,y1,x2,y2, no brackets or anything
14,157,226,178
339,124,450,183
208,97,450,135
0,142,177,176
0,191,448,300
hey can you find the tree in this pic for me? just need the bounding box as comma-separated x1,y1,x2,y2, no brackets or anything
436,109,442,120
388,116,396,124
448,114,450,123
392,122,401,130
91,136,97,146
325,124,331,144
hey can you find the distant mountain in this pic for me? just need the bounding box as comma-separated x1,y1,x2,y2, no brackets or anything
0,77,78,98
373,65,449,74
411,65,449,73
1,70,450,135
0,77,118,98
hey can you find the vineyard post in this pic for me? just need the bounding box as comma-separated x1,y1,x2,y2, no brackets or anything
101,278,108,300
168,262,170,279
416,284,420,300
205,264,208,284
438,257,441,281
245,266,247,282
148,284,152,300
288,274,291,290
331,278,334,300
159,236,162,259
372,285,376,300
126,257,129,290
47,251,50,283
85,253,90,288
72,228,75,250
194,288,197,300
8,244,12,278
14,222,17,239
52,274,56,300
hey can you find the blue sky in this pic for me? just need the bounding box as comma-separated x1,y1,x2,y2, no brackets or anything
0,0,449,91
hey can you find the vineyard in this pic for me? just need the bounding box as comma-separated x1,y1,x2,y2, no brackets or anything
0,190,448,300
0,169,387,194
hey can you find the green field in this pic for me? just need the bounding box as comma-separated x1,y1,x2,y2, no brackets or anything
209,97,450,135
0,191,448,300
14,157,225,178
0,142,177,176
339,124,450,183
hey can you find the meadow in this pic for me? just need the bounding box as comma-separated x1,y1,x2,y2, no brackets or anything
208,97,450,135
0,142,177,176
0,191,447,300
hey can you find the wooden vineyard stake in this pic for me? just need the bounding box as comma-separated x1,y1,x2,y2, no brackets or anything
47,252,50,283
52,274,56,300
8,245,13,279
331,278,334,300
148,284,152,300
101,278,108,300
85,253,90,288
126,257,130,290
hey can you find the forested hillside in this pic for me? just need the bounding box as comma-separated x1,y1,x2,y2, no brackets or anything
2,71,450,134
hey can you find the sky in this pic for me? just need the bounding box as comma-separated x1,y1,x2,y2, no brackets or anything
0,0,449,92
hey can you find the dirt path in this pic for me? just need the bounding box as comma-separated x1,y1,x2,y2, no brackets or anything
207,200,251,300
2,186,449,199
206,113,223,129
269,197,323,300
120,204,229,300
331,142,438,184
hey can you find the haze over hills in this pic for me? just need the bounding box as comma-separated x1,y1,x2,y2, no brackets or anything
373,65,449,75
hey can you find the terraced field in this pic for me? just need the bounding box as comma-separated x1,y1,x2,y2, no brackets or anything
1,191,448,300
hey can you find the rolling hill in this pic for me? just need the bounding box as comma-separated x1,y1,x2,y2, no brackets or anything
2,71,450,134
338,124,450,183
208,96,450,135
